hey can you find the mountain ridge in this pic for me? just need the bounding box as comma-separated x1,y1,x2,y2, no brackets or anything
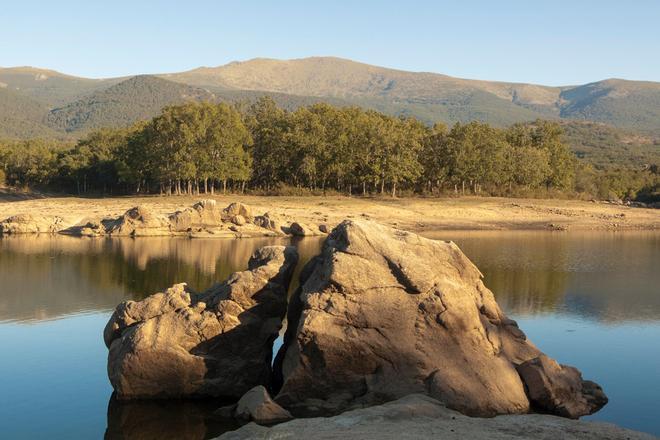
0,56,659,140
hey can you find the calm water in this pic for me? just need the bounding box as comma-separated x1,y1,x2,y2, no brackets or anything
0,232,659,439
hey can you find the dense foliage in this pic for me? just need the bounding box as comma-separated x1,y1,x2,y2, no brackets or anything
0,98,658,201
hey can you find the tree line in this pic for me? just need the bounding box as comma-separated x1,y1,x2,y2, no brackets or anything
0,97,658,202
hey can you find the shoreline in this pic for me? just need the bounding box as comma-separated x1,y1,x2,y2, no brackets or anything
0,194,658,234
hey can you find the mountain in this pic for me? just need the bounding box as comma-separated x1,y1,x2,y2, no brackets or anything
0,58,658,160
165,57,660,132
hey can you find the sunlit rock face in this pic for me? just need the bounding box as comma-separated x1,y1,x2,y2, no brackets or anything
274,220,607,418
104,245,298,399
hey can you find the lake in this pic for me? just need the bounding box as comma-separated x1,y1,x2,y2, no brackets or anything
0,231,658,439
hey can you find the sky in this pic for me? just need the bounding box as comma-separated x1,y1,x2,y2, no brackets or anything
1,0,658,85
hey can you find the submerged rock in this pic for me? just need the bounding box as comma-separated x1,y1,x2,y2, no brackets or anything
105,245,298,399
0,213,64,234
216,394,653,440
274,220,606,418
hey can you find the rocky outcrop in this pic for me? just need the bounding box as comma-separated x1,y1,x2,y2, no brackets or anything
0,213,64,234
288,222,325,236
217,394,654,440
105,245,298,399
216,386,293,425
169,199,225,232
273,220,606,418
106,206,171,236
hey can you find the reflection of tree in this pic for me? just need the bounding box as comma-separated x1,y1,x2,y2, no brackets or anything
0,236,324,322
483,269,569,316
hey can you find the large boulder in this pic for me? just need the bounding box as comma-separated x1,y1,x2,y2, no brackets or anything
106,206,171,236
273,220,606,418
0,213,64,234
105,245,299,399
217,394,654,440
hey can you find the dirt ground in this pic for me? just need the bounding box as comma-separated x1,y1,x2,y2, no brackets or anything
0,192,657,232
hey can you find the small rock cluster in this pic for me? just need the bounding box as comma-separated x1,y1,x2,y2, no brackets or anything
0,200,329,238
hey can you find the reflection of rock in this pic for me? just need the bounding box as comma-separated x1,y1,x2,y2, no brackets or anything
216,386,292,425
217,394,654,440
106,393,240,440
274,220,606,419
105,246,298,399
0,213,64,234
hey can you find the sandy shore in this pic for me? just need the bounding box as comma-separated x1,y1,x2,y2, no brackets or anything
0,193,657,232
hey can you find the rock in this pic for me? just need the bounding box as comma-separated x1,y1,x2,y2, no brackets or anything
170,199,224,232
223,202,252,220
253,213,281,232
106,206,171,236
223,385,293,425
0,213,64,234
516,354,608,419
216,394,654,440
318,224,330,234
273,220,605,419
288,222,323,236
231,215,247,226
105,245,299,399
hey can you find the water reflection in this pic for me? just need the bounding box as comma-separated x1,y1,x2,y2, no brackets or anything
0,235,324,323
105,394,240,440
1,231,659,438
425,230,660,322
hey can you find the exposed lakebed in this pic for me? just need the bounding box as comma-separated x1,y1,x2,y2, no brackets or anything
0,231,658,438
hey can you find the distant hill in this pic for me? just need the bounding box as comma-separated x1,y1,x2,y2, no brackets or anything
45,75,218,133
0,57,658,165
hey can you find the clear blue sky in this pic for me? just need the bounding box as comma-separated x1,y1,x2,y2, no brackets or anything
1,0,658,85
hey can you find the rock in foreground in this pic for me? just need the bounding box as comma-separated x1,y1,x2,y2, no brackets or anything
105,245,298,399
274,220,606,418
217,394,654,440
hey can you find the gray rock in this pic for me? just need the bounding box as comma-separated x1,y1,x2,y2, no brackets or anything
105,245,298,399
216,394,655,440
274,220,606,418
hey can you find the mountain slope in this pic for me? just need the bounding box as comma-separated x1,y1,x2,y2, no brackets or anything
560,79,660,131
45,75,218,133
0,66,118,106
0,88,62,138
